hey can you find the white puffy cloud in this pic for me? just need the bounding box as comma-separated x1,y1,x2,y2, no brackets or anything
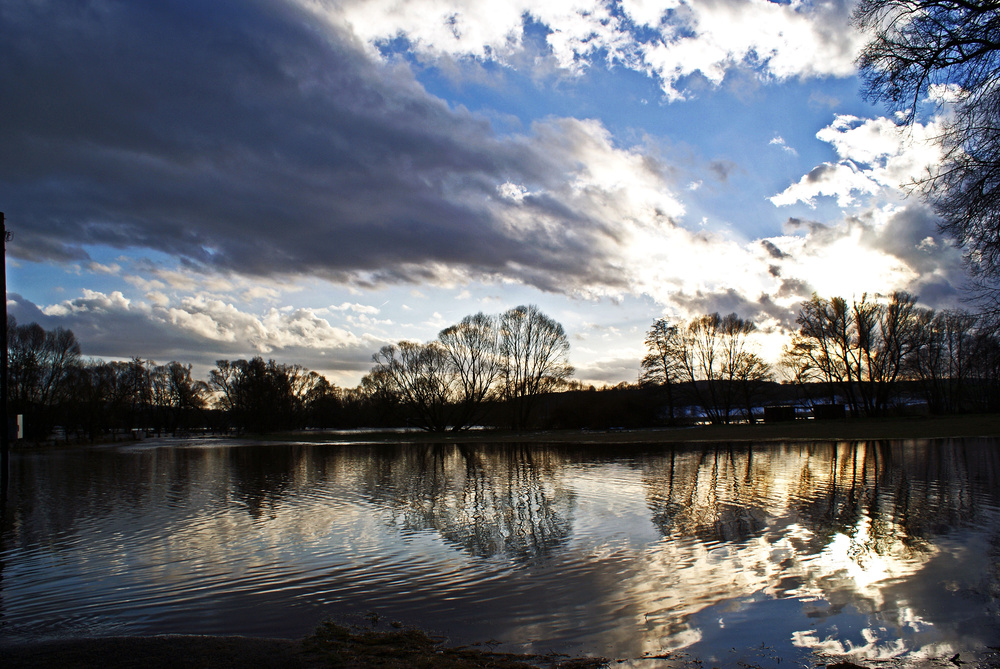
301,0,862,99
632,0,862,99
166,296,361,353
771,114,946,208
43,289,132,316
25,288,369,379
764,104,966,310
327,0,528,61
770,161,882,208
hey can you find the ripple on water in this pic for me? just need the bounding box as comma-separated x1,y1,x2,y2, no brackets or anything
3,439,1000,663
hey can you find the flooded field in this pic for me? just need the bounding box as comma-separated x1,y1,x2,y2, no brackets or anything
1,438,998,667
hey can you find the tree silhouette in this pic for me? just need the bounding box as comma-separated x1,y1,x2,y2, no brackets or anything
784,292,917,416
640,318,683,423
855,0,1000,302
674,313,770,424
499,305,573,430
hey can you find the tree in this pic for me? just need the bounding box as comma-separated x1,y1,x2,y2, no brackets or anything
438,312,500,429
498,305,573,430
968,324,1000,409
907,308,978,412
674,313,769,424
7,318,82,440
640,318,683,423
122,357,153,433
784,292,918,416
209,357,302,433
163,362,207,434
300,373,343,427
368,341,456,432
854,0,1000,296
359,366,402,425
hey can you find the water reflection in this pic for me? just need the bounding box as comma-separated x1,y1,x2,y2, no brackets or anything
0,438,998,667
359,445,574,560
634,440,1000,663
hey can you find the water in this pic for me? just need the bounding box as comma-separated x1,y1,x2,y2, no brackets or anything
2,438,999,667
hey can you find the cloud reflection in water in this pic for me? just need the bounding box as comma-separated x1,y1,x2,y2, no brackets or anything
1,439,998,666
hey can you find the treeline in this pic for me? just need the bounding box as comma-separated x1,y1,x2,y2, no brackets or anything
5,305,574,441
8,317,210,441
784,292,1000,416
640,291,1000,424
9,293,1000,441
362,305,573,432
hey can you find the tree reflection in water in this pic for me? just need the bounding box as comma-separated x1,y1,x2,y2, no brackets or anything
358,444,575,561
2,438,999,665
638,439,1000,662
642,440,1000,555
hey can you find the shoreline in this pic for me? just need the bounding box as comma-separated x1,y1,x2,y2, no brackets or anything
270,413,1000,446
0,635,324,669
16,413,1000,451
5,627,998,669
0,626,611,669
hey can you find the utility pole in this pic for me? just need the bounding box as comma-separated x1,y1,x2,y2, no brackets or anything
1,212,8,497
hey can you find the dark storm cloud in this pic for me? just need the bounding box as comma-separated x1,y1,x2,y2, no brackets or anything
760,239,790,260
0,0,622,290
861,205,968,309
783,207,968,310
672,288,798,329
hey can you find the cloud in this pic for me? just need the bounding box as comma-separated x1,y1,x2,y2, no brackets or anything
764,105,967,311
12,287,373,382
2,0,971,386
326,302,382,315
0,0,696,298
87,261,122,275
770,114,946,208
574,356,643,386
760,239,790,260
769,136,798,156
770,161,882,208
314,0,862,100
628,0,862,99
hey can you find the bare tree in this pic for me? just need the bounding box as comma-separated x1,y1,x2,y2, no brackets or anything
784,292,918,416
675,313,768,424
783,294,854,407
640,318,683,422
854,0,1000,298
6,318,82,440
369,341,456,431
438,312,500,429
733,353,772,425
908,308,978,412
499,305,573,430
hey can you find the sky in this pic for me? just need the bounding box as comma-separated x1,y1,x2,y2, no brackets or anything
0,0,970,388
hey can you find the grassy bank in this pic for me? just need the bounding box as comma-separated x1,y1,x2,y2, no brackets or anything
274,413,1000,446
